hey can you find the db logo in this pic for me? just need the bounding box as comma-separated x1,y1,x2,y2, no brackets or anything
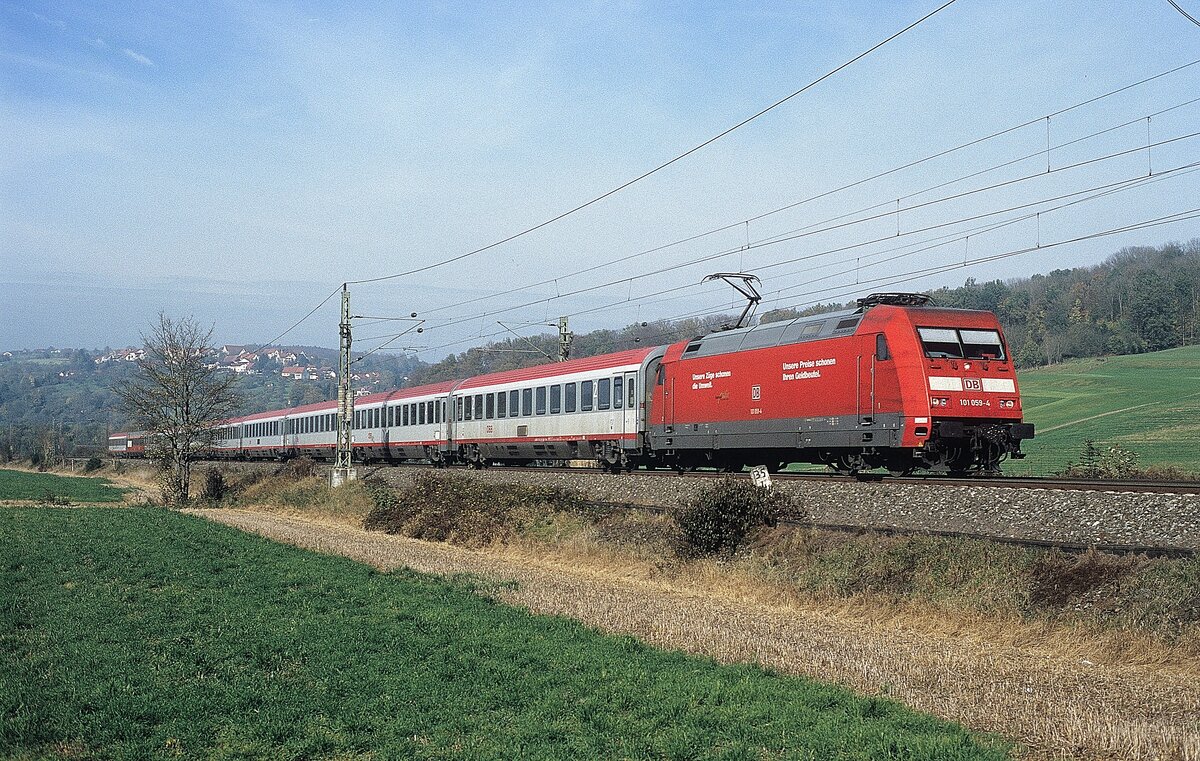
964,378,982,391
751,385,761,400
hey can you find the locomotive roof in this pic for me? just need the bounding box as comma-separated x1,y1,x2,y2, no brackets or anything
679,302,997,360
678,306,864,359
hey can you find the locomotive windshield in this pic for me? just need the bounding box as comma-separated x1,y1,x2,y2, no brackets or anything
917,327,1006,360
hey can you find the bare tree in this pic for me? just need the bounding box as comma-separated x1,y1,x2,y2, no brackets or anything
115,315,242,504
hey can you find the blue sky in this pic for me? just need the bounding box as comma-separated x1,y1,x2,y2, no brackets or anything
2,1,1199,353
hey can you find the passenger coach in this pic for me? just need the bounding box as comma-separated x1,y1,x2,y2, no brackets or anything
449,348,658,470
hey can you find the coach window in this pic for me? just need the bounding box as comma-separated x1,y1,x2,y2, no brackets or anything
580,380,594,411
456,397,464,422
373,408,380,428
628,377,637,408
473,394,483,419
522,388,533,416
549,384,561,414
465,395,475,420
613,376,623,409
496,390,507,417
402,405,409,426
598,378,611,410
532,386,545,415
483,393,493,419
418,403,426,425
510,390,520,417
408,403,416,425
564,382,577,413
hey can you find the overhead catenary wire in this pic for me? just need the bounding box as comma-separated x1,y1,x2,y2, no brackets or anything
353,322,426,364
1168,0,1200,27
416,160,1200,355
344,0,961,287
247,284,342,355
623,205,1200,348
256,56,1200,354
407,60,1200,319
421,130,1200,336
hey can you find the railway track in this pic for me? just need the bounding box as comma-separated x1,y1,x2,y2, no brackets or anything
183,458,1200,556
577,499,1197,559
665,469,1200,495
414,463,1200,496
188,456,1200,494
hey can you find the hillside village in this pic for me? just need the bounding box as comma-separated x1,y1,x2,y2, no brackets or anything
85,345,381,392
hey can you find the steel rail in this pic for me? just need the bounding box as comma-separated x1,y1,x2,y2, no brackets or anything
578,500,1197,559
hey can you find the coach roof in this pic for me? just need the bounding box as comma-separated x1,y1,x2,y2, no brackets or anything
455,347,657,391
229,379,460,424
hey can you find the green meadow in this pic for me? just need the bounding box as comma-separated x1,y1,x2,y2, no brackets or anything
0,469,126,503
0,507,1009,760
1012,346,1200,476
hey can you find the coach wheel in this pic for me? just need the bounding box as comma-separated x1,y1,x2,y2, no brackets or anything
766,461,785,474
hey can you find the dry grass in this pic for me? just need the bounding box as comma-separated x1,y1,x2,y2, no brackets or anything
190,506,1200,760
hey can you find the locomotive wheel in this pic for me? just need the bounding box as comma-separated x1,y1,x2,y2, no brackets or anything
834,453,868,475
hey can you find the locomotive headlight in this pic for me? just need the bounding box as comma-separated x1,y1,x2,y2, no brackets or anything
1000,399,1016,409
931,397,949,407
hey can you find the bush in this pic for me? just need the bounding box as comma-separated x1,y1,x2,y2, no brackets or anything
84,457,103,473
1029,548,1142,607
362,472,584,548
1061,440,1194,480
276,457,319,479
674,478,797,559
200,467,228,503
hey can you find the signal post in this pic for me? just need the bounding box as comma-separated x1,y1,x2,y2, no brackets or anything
331,283,357,487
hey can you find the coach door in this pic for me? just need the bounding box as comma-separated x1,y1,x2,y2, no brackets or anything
621,371,638,440
857,335,875,427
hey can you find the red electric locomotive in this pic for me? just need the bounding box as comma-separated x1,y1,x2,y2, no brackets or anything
644,294,1033,474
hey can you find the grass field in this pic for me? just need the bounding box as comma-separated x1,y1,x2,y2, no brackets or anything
0,507,1009,760
0,469,126,503
1011,345,1200,476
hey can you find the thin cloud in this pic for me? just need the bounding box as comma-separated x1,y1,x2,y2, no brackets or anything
122,48,154,67
91,37,108,50
19,9,66,30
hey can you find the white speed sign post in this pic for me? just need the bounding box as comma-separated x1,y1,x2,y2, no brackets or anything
749,464,773,489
